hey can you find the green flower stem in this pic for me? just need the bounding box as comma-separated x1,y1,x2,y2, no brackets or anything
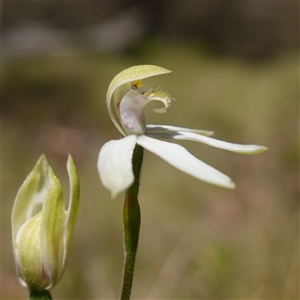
29,289,52,300
121,144,144,300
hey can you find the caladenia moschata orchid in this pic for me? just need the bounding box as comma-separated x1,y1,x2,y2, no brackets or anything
97,65,267,299
12,154,79,300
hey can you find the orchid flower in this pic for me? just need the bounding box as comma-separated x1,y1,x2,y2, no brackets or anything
98,65,267,198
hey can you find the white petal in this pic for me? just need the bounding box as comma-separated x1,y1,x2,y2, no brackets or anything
171,131,268,154
146,124,214,137
136,135,235,189
98,135,137,198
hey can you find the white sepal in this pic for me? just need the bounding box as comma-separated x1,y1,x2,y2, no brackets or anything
136,135,235,189
98,135,138,198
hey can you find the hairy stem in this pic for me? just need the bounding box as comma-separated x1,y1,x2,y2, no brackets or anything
121,144,144,300
29,289,52,300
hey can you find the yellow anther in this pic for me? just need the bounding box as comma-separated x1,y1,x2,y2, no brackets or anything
131,80,143,89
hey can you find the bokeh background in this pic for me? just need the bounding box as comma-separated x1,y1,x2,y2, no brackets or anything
2,2,299,299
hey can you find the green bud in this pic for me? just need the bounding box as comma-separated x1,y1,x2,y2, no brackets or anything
12,154,79,291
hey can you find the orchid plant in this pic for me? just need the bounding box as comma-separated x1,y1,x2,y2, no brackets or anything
97,65,267,299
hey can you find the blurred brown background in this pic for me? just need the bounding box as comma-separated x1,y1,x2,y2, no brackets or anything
2,2,299,299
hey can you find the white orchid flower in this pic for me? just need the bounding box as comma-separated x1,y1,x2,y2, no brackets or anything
12,154,79,291
98,65,267,198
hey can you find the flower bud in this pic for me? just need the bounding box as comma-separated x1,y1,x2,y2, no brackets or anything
12,154,79,291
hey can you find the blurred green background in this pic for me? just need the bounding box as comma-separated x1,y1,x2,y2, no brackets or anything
2,2,299,299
